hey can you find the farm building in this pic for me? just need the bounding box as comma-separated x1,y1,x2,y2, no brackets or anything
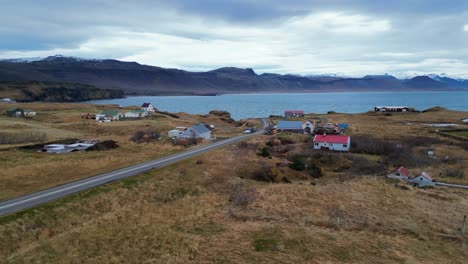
313,134,350,151
124,110,148,118
141,102,157,112
178,124,211,140
302,121,315,134
284,110,304,118
6,107,24,117
411,172,435,188
374,106,410,112
168,129,182,138
277,120,303,133
96,110,124,121
387,166,412,180
6,107,36,117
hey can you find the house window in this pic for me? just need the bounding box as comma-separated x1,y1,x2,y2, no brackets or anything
343,144,347,147
314,143,318,146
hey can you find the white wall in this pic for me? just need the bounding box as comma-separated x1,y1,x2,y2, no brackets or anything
313,142,350,151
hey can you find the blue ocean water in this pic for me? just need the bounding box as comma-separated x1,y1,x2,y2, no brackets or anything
87,91,468,120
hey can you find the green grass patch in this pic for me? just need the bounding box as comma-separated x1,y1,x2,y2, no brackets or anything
250,228,283,252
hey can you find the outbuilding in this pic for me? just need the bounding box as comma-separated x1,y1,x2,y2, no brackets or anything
178,124,211,140
277,120,303,133
302,121,315,134
125,110,148,118
313,134,350,151
96,110,124,121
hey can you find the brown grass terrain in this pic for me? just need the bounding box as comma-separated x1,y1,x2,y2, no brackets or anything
0,106,467,263
0,103,249,200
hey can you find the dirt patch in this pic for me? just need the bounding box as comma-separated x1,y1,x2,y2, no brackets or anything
86,140,119,151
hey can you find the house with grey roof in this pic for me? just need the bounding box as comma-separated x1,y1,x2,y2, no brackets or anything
276,120,303,133
177,124,211,140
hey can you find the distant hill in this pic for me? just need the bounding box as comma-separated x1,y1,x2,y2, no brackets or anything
0,81,124,102
0,55,467,95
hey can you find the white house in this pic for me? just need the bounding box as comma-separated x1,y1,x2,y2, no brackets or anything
178,124,211,140
410,172,435,188
141,102,157,112
387,166,412,180
302,121,315,134
96,110,124,121
313,134,350,151
168,129,182,138
124,110,148,118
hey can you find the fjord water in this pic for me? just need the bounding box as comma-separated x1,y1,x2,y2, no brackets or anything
88,91,468,120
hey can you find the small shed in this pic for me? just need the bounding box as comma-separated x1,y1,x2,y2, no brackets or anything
387,166,411,180
284,110,304,118
313,135,350,151
168,129,182,138
337,123,349,131
277,120,303,133
302,121,315,134
411,172,435,188
141,102,157,112
23,110,36,117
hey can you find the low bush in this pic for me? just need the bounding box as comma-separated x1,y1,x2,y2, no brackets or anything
258,147,271,157
229,183,257,208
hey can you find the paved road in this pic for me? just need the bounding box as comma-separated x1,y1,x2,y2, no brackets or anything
0,118,269,216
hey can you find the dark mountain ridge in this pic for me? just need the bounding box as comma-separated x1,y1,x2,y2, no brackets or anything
0,55,466,95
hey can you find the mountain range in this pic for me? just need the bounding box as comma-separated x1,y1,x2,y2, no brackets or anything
1,55,467,96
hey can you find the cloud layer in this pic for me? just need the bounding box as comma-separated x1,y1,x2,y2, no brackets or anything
1,0,467,77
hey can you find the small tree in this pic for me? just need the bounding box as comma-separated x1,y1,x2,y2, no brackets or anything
258,147,271,157
130,131,145,143
289,154,305,171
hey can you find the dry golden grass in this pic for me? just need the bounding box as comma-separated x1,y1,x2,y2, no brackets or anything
1,142,467,263
0,103,242,200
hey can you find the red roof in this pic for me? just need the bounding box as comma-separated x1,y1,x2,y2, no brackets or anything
314,135,350,144
390,166,411,176
285,110,304,114
141,103,151,107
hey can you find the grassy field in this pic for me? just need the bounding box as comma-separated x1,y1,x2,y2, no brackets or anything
0,102,251,200
1,105,467,263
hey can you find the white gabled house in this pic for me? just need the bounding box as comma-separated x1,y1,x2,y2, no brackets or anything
410,172,435,188
141,102,157,112
313,134,350,151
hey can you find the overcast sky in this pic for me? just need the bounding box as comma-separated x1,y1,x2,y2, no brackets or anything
1,0,467,77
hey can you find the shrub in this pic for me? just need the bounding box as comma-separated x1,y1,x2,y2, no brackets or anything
445,168,464,179
289,154,306,171
130,131,146,143
258,147,271,157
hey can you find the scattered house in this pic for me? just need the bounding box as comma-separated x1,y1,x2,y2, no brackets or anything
6,107,36,117
302,121,315,134
177,124,211,140
387,166,412,180
410,172,435,188
96,110,124,121
124,110,148,118
6,107,24,117
1,98,16,103
313,134,350,151
141,102,157,112
374,106,410,112
284,110,304,118
276,120,303,133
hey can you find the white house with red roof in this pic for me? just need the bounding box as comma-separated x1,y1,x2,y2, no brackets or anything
411,172,435,188
284,110,304,118
313,134,350,151
141,102,157,112
387,166,412,180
